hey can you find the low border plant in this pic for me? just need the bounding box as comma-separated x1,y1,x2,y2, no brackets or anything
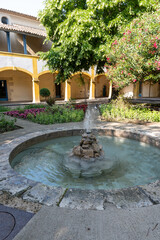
100,97,160,123
0,114,16,133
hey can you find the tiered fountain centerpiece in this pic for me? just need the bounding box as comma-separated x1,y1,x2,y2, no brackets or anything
63,105,115,177
72,131,103,160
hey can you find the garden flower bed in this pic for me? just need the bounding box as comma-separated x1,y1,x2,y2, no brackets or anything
100,98,160,123
74,104,88,112
5,108,45,119
5,104,87,125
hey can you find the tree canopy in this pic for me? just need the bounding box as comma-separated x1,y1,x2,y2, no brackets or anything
105,6,160,90
39,0,158,83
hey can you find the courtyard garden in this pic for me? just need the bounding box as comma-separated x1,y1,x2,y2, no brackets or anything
1,103,87,127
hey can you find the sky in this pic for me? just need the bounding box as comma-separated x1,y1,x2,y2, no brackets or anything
0,0,45,17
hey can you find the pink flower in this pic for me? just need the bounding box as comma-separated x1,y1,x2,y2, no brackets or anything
122,37,126,41
139,43,142,47
156,36,158,39
123,33,125,35
133,79,137,83
153,42,158,49
112,40,118,45
121,71,123,74
106,57,110,61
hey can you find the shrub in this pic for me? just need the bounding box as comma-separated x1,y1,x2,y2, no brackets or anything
46,96,55,106
0,106,11,112
40,88,50,99
24,104,46,109
0,114,16,133
105,8,160,90
100,98,160,123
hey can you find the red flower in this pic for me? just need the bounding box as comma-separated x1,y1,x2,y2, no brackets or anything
153,42,158,49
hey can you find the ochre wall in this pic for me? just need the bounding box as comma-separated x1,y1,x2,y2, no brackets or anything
120,84,134,97
71,74,90,99
39,73,55,100
0,70,32,101
0,31,8,52
142,82,160,97
26,36,52,55
10,33,24,54
95,75,109,98
39,73,65,100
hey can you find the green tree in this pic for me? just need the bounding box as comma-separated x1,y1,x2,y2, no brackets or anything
39,0,158,83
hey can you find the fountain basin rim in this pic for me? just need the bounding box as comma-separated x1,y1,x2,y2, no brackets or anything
9,128,160,164
1,127,160,210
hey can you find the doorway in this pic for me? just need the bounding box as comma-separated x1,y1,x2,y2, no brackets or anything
55,83,61,98
0,80,8,101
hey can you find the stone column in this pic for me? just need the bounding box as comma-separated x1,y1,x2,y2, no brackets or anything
89,66,95,99
32,58,40,103
133,82,139,99
32,78,40,103
64,80,71,101
108,80,112,99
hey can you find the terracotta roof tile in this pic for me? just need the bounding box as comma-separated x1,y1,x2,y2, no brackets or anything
0,8,37,20
0,22,46,37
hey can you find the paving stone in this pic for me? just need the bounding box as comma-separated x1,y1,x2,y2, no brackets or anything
0,168,16,181
0,175,35,196
60,188,104,210
0,204,34,240
140,180,160,204
23,183,65,206
103,187,152,209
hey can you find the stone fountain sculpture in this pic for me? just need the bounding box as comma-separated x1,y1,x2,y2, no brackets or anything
72,132,103,160
64,105,115,177
72,105,104,160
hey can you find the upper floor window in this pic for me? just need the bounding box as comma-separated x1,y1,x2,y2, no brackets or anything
1,17,9,24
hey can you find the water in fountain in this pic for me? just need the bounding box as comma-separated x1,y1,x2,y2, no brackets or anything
83,104,99,133
63,104,116,178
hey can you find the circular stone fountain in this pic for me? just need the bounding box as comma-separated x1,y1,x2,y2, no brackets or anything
7,105,160,193
10,130,160,191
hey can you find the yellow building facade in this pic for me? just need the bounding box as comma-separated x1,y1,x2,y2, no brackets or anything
0,8,111,103
1,8,159,103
